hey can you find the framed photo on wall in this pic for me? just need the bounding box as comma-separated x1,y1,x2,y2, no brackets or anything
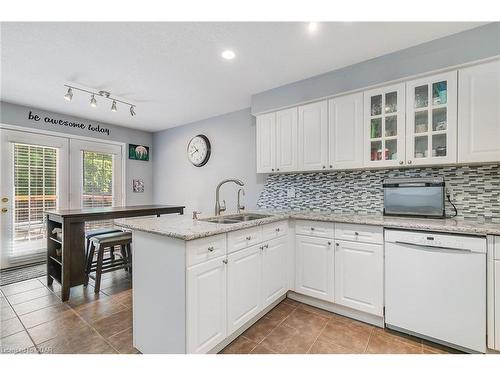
129,144,150,161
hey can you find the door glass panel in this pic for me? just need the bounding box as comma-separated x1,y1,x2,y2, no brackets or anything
385,116,397,137
414,136,428,158
371,95,382,116
415,110,428,133
432,134,447,157
432,107,447,131
385,92,397,113
432,81,447,105
13,144,57,260
415,85,428,108
370,141,382,161
385,139,398,161
370,118,382,138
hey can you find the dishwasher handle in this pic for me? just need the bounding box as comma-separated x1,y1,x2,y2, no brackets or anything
394,240,474,254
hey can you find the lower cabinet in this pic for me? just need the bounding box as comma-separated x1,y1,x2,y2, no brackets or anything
227,245,263,335
262,237,288,306
186,256,227,354
495,259,500,350
295,235,334,302
334,240,384,316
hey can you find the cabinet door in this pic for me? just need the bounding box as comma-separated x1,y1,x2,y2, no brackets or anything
329,93,364,169
495,260,500,350
256,112,276,173
364,83,406,168
227,245,262,335
295,235,334,302
298,101,328,171
458,60,500,163
406,71,458,166
186,257,227,354
262,237,288,307
334,240,383,316
275,107,298,172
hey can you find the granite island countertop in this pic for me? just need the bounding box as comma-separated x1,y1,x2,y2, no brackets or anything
115,210,500,240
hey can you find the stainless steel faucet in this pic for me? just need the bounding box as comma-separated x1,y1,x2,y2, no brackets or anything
215,178,244,216
237,188,245,213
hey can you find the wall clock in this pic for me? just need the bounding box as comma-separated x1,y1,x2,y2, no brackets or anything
187,134,211,167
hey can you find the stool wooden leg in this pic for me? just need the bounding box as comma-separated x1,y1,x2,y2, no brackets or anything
126,243,132,274
120,244,128,272
94,243,104,294
84,241,95,287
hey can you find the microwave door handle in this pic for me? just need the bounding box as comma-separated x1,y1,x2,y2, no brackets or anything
394,241,473,254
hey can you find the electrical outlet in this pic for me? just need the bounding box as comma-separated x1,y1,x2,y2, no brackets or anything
446,186,454,199
287,187,296,198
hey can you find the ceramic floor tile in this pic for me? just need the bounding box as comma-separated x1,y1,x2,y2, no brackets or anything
107,327,138,354
220,335,258,354
366,330,422,354
249,343,277,354
1,279,43,296
281,308,329,336
319,319,373,352
27,312,90,345
0,330,35,353
13,293,63,316
18,303,73,329
74,295,128,324
110,289,133,308
264,301,296,324
241,316,280,343
308,335,360,354
296,303,335,319
1,317,25,338
101,280,133,296
260,324,318,354
37,331,118,354
281,298,300,307
91,308,133,339
1,304,17,321
6,287,53,305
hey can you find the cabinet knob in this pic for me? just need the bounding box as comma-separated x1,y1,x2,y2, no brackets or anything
399,161,403,165
1,197,8,203
408,160,412,165
329,165,333,168
207,246,214,252
327,241,331,245
310,227,315,231
354,232,359,236
222,259,228,264
276,228,280,232
336,243,339,246
264,244,269,249
271,168,275,172
277,168,280,171
246,236,252,241
322,165,326,169
1,208,7,213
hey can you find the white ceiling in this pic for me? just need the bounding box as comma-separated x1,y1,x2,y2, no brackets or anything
0,22,485,132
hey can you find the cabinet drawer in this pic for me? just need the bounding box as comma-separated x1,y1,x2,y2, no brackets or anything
262,220,289,241
295,220,334,238
335,223,383,244
186,234,227,267
227,226,263,254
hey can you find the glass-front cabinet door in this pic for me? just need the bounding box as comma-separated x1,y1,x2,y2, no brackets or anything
406,71,457,166
363,83,406,167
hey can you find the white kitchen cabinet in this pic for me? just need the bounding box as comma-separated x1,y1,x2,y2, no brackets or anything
256,112,276,173
295,234,334,302
262,237,288,307
227,245,262,335
298,100,328,171
328,93,364,169
334,240,384,316
495,260,500,350
458,60,500,163
186,256,227,354
364,83,406,168
406,71,458,166
276,107,298,172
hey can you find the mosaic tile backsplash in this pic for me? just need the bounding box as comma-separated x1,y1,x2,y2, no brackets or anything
257,164,500,222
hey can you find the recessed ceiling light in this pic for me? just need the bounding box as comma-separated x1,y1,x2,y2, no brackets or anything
221,50,236,60
308,22,319,33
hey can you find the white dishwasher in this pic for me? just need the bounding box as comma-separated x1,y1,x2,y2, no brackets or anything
385,229,486,353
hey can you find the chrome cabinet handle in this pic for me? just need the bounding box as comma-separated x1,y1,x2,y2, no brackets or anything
276,228,280,232
310,227,315,231
322,165,326,169
329,165,333,168
277,168,280,171
408,160,412,165
271,168,275,172
264,244,269,249
246,236,252,240
399,161,403,165
222,259,228,264
1,208,7,213
327,241,331,245
354,232,359,236
336,243,339,246
207,246,214,252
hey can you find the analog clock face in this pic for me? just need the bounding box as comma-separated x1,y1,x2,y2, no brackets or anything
187,135,211,167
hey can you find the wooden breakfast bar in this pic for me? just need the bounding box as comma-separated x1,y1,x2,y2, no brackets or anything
45,205,185,301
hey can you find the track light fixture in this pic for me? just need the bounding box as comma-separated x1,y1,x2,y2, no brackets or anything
64,87,73,101
63,85,137,117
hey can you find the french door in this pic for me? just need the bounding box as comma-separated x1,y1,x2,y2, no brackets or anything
0,129,69,269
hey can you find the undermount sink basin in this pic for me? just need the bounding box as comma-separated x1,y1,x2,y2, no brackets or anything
201,213,272,224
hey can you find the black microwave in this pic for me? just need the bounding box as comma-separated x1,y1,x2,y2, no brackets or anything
383,177,445,218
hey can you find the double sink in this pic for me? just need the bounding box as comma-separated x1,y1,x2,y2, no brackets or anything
200,213,271,224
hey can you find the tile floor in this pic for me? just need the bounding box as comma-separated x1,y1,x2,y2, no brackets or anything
1,271,456,354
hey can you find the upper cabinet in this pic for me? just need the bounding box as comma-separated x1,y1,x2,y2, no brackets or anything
363,83,406,168
276,108,298,172
328,93,364,169
406,71,458,166
256,112,276,173
458,60,500,163
298,101,328,171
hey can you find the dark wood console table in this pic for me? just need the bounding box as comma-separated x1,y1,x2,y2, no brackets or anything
45,205,185,301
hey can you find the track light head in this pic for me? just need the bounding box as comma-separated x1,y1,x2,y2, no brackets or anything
64,87,73,101
90,94,97,108
130,105,136,117
111,100,117,112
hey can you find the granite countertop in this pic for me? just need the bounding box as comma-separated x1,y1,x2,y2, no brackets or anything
115,209,500,240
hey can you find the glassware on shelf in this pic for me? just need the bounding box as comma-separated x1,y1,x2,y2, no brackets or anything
415,85,428,108
414,136,428,158
385,92,397,113
371,141,382,161
432,107,447,131
432,81,447,105
386,139,397,160
414,110,428,133
371,95,382,116
432,134,447,157
370,118,382,138
385,116,397,137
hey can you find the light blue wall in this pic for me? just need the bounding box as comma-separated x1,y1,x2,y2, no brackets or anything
251,22,500,114
153,108,267,215
0,101,154,206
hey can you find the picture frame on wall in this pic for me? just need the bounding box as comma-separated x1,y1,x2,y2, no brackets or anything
133,179,145,193
129,144,150,161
